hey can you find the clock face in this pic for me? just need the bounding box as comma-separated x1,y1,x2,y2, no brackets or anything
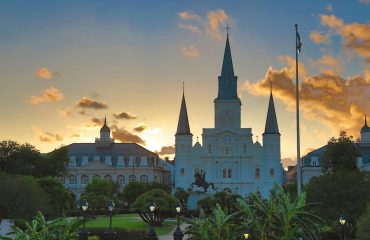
223,135,231,143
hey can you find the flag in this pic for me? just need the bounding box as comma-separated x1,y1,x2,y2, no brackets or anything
296,31,302,54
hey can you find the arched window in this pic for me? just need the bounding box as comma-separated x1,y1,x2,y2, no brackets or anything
129,175,136,182
270,168,275,177
140,175,148,183
228,168,232,178
104,175,112,181
69,175,76,184
117,175,125,185
223,168,227,178
93,175,101,180
255,168,261,180
81,175,89,185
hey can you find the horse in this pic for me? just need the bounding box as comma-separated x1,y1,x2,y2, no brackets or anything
190,171,216,193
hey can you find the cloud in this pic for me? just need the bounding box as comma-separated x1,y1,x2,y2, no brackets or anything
133,124,147,132
85,117,104,128
358,0,370,5
112,111,137,120
241,63,370,137
110,125,145,145
36,67,60,79
32,126,63,142
205,10,229,41
157,145,175,155
314,54,343,74
309,31,331,45
181,45,200,59
177,9,230,41
59,107,72,117
28,87,64,104
178,11,201,21
70,133,81,138
318,14,370,63
76,97,108,109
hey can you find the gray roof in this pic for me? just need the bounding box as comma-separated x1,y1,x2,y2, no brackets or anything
176,93,191,135
264,92,280,134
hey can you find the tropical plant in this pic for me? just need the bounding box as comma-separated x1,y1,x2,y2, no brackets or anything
184,203,242,240
239,183,324,240
0,211,81,240
132,189,177,213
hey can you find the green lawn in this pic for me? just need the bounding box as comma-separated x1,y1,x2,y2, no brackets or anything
85,214,177,236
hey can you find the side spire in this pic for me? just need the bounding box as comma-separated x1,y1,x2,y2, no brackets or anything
264,85,280,134
176,86,192,135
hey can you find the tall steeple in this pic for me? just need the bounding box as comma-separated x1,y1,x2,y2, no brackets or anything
264,86,280,135
361,115,370,133
217,32,238,99
176,90,192,135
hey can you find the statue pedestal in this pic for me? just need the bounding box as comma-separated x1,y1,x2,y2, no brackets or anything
187,192,213,211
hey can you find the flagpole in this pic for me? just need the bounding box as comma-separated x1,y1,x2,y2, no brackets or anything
295,24,302,195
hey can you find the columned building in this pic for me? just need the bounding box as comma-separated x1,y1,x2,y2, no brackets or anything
174,33,283,197
61,117,171,199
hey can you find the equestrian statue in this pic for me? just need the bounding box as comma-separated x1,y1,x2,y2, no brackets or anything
190,170,216,193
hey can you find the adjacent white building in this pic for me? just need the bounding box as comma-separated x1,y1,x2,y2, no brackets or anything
174,33,284,197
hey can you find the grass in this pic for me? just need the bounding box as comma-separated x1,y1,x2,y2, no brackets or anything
85,214,177,236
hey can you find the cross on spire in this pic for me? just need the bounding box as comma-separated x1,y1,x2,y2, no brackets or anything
225,24,231,36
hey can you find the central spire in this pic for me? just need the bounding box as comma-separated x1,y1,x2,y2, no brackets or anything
217,30,238,99
264,86,280,135
176,89,192,136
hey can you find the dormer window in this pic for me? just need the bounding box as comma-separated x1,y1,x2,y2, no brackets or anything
310,156,319,166
69,156,77,167
105,156,112,166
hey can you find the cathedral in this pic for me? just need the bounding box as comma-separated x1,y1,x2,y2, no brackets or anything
174,33,283,197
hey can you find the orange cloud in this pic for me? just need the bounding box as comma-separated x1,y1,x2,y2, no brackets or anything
76,97,108,109
241,64,370,137
59,107,72,117
157,145,175,155
309,31,331,45
112,111,137,120
205,10,229,41
32,126,63,142
111,125,145,145
181,45,200,59
133,124,147,132
178,23,201,34
28,87,64,104
178,11,201,21
85,117,104,128
36,67,52,79
315,54,343,74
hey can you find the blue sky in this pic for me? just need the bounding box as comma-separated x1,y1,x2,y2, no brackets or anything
0,0,369,166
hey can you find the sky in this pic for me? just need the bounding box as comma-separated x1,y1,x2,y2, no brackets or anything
0,0,369,167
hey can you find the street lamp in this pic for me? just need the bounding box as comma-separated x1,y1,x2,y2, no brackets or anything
243,224,250,240
79,200,89,240
339,214,346,240
76,200,81,221
105,200,116,240
173,202,184,240
145,202,158,240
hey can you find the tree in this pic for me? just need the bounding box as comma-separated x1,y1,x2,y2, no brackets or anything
356,203,370,240
239,183,324,240
322,131,360,174
121,181,169,207
131,189,177,213
81,178,120,212
197,192,242,214
306,171,370,236
0,211,81,240
36,177,73,217
34,146,68,177
174,188,190,210
0,173,49,220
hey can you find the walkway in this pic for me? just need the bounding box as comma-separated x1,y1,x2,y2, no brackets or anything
159,223,189,240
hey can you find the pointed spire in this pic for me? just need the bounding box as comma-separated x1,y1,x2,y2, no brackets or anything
361,114,370,132
264,87,280,135
176,88,192,135
221,33,235,77
100,115,110,133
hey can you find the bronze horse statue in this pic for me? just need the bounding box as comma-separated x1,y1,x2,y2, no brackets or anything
190,170,216,193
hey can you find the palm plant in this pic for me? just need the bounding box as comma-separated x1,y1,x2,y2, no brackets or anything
0,211,81,240
239,183,324,240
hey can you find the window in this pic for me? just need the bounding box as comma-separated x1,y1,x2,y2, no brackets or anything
117,175,125,185
310,156,319,166
223,168,227,178
223,168,232,178
243,144,247,154
255,168,261,180
81,175,89,185
228,168,232,178
140,175,148,183
105,156,112,166
104,175,112,181
180,168,185,176
82,156,89,166
69,156,77,167
208,144,212,154
129,175,136,182
225,148,229,155
69,175,76,184
270,168,274,177
117,156,124,167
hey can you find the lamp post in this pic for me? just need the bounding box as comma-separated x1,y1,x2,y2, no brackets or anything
104,200,116,240
243,224,250,240
145,202,158,240
339,214,346,240
79,200,89,240
173,202,184,240
76,200,81,221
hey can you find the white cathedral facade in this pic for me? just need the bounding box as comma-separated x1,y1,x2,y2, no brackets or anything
174,34,283,197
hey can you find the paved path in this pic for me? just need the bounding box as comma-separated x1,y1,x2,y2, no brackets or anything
0,219,15,239
159,223,190,240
